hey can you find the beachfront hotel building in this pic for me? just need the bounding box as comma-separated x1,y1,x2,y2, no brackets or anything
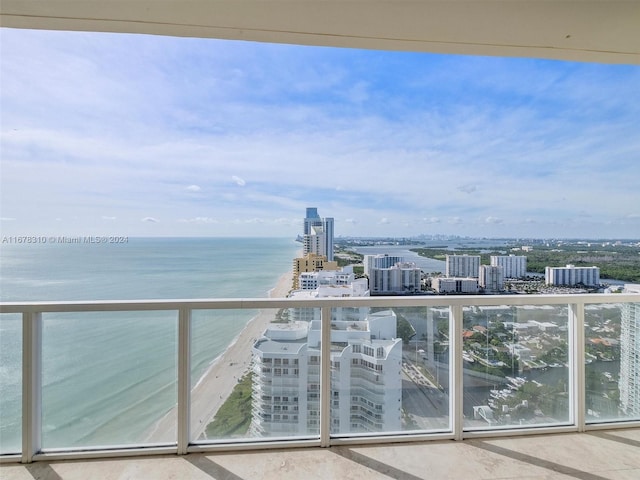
620,284,640,416
445,254,481,278
292,253,339,289
491,255,527,278
251,311,402,437
303,208,335,261
545,264,601,287
479,265,504,292
369,262,422,295
288,279,369,323
298,270,354,290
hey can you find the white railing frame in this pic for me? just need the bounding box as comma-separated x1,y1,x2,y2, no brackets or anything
1,292,639,463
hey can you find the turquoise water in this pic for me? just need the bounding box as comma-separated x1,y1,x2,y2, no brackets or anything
0,237,298,451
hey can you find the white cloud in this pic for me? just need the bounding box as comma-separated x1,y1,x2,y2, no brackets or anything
101,216,117,220
179,217,218,224
142,217,159,223
379,218,390,225
1,29,638,238
232,175,246,186
0,217,16,221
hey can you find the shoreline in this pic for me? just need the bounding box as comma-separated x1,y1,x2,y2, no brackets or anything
144,270,292,442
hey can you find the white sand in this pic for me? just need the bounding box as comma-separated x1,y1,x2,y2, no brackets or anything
145,271,292,442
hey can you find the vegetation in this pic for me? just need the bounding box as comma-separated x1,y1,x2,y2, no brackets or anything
524,245,640,282
395,311,417,344
204,372,253,439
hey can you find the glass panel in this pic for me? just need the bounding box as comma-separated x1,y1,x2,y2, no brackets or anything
463,304,570,430
41,311,177,449
192,307,320,442
330,305,450,437
585,302,640,423
0,313,22,454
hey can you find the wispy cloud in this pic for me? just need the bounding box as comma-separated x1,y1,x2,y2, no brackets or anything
1,29,638,238
231,175,246,187
179,217,218,224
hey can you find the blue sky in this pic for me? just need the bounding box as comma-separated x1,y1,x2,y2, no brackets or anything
1,28,639,239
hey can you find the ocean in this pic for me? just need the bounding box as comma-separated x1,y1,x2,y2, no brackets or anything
0,237,299,451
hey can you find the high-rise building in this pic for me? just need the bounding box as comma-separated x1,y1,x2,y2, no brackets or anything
251,311,402,437
370,262,422,295
363,254,404,279
490,255,527,278
544,265,600,286
479,265,504,292
303,208,334,261
620,284,640,416
445,254,480,278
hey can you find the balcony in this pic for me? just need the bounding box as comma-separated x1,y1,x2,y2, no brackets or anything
1,293,639,469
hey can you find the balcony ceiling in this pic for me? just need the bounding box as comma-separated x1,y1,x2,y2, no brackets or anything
1,1,639,64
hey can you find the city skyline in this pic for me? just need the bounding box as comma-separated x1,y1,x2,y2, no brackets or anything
1,28,639,239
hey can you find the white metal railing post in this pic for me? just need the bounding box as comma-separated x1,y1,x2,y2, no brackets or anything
177,307,191,454
450,305,464,441
22,312,42,463
320,306,332,447
569,302,586,431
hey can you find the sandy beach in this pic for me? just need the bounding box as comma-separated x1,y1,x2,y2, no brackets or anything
145,271,292,442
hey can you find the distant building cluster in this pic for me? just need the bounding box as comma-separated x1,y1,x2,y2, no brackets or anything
252,209,403,436
248,208,633,438
434,254,528,293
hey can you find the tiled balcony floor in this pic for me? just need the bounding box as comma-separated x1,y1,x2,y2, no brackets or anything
2,428,639,480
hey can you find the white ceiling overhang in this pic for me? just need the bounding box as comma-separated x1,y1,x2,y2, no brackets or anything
1,1,639,64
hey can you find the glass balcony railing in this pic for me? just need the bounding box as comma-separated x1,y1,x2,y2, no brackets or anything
1,293,639,462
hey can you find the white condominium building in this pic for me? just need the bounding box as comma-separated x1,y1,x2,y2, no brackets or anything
432,277,479,294
363,254,404,279
479,265,504,292
445,254,480,278
303,207,334,261
288,278,369,323
490,255,527,278
544,264,600,286
620,284,640,416
303,224,327,259
370,262,421,295
251,311,402,437
298,270,354,290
